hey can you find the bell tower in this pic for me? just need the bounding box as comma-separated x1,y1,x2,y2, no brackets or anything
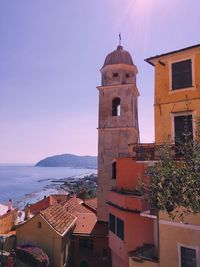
97,45,140,221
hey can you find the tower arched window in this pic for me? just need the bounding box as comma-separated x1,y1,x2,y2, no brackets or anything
112,161,117,179
112,97,121,116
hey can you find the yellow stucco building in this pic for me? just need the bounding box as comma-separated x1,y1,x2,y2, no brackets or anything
146,44,200,145
16,199,77,267
144,44,200,267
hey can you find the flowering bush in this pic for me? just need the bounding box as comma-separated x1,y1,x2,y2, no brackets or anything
16,244,49,267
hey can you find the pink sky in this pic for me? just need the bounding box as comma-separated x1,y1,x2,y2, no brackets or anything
1,0,199,163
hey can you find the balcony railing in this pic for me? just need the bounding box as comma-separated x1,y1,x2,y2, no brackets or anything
119,143,181,161
111,187,143,196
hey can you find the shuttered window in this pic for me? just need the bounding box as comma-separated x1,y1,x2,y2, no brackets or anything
172,59,192,90
109,213,115,233
117,218,124,240
181,246,196,267
174,115,193,145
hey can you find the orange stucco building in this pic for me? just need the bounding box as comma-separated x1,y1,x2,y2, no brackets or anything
108,158,155,267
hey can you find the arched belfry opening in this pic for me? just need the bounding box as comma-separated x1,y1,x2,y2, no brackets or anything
112,97,121,116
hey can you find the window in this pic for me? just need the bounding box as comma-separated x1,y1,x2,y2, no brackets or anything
113,72,119,78
117,218,124,240
126,73,130,78
112,97,121,116
174,114,193,146
109,213,115,233
112,161,116,179
38,222,42,229
172,59,192,90
109,214,124,241
180,246,197,267
79,238,93,250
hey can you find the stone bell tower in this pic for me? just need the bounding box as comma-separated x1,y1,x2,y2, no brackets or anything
97,45,140,221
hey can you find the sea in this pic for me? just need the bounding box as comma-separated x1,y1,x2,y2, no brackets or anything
0,165,97,209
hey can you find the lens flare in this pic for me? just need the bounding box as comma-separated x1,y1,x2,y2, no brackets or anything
127,0,153,51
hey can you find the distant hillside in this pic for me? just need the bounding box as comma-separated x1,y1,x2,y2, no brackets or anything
35,154,97,169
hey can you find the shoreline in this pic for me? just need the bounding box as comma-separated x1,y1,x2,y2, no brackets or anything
13,171,97,209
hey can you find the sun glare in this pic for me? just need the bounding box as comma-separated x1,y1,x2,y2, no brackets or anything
113,0,154,53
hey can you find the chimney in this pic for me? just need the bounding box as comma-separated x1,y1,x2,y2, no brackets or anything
7,199,13,212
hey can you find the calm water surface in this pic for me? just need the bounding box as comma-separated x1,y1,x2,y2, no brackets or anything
0,165,97,206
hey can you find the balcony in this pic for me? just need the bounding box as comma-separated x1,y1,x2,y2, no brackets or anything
129,244,159,266
108,189,150,212
118,143,181,161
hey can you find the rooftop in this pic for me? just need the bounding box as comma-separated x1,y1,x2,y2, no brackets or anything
145,44,200,66
40,196,95,236
26,194,68,216
40,202,76,235
102,45,134,69
83,198,97,213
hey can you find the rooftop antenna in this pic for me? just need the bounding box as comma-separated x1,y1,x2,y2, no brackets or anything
119,33,122,46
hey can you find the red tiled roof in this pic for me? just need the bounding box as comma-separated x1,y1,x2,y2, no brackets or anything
73,213,97,235
83,198,97,213
61,197,93,215
40,202,76,235
27,195,68,216
40,196,93,235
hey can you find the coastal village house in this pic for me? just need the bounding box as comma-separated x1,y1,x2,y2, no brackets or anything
144,44,200,267
0,202,18,235
17,197,78,267
16,196,110,267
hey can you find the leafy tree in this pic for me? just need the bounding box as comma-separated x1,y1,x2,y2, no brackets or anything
139,117,200,220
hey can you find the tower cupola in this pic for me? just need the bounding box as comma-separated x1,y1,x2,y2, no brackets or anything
101,45,138,86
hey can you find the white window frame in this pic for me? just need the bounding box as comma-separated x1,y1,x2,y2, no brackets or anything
168,55,196,93
178,243,199,267
170,111,196,143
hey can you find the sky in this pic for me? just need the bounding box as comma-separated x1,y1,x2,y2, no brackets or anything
0,0,200,164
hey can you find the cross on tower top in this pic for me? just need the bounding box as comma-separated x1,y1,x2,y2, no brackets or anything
119,33,122,46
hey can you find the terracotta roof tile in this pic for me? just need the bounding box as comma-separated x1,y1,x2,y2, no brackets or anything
83,198,97,213
39,196,93,235
61,197,93,215
40,202,76,235
27,194,68,216
73,213,97,234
